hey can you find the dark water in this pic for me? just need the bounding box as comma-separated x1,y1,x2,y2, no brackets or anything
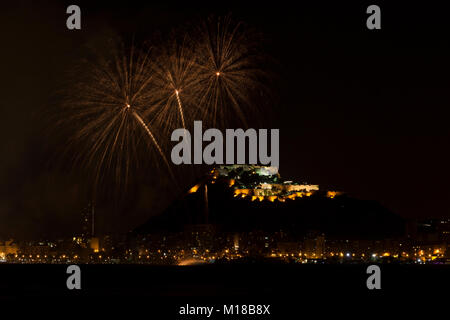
1,263,448,315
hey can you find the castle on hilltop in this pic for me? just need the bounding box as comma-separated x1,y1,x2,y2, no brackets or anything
200,165,342,202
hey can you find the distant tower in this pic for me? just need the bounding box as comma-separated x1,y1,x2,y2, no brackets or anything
233,234,240,251
82,202,100,252
204,184,209,224
91,204,95,237
81,202,95,240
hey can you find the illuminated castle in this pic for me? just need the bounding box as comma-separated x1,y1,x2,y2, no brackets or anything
198,165,342,202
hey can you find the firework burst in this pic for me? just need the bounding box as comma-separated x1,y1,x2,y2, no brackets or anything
58,16,272,195
190,15,270,128
59,39,175,191
146,35,200,136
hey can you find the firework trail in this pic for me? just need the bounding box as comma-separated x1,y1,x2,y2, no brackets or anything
174,89,186,129
131,108,175,183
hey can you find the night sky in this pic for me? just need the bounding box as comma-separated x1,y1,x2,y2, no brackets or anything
1,1,450,239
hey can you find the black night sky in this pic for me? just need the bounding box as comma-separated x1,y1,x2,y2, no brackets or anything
1,1,450,239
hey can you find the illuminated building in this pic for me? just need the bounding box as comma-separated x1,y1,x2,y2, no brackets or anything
233,234,240,251
303,233,325,259
211,165,338,202
0,239,18,260
90,238,100,253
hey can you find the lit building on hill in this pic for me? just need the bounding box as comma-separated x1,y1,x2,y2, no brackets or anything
209,165,336,202
0,239,18,260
